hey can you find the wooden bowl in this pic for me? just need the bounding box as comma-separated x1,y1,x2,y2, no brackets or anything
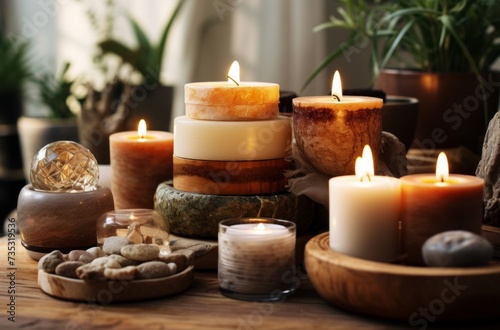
38,265,194,303
305,233,500,322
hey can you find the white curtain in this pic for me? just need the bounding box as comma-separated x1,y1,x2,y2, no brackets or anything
6,0,329,127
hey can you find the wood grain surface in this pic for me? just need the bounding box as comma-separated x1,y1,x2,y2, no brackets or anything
1,237,499,329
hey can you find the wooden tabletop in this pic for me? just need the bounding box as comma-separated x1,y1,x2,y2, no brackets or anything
0,237,498,330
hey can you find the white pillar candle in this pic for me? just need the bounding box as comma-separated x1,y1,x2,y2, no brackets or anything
218,218,296,301
329,145,401,262
174,115,291,161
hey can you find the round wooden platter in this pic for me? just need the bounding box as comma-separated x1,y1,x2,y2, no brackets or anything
38,265,194,303
304,233,500,322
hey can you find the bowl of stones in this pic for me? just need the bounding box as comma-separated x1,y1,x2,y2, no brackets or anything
304,232,500,322
37,237,194,302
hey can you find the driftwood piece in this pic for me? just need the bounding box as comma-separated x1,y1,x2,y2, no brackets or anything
476,112,500,226
77,80,134,164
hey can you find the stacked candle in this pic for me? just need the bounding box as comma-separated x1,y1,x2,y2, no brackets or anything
173,61,292,195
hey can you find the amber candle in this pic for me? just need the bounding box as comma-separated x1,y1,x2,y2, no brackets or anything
110,120,173,209
401,153,484,265
184,61,279,121
292,71,383,177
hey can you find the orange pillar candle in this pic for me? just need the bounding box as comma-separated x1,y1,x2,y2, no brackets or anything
110,120,174,209
401,152,484,265
184,61,279,121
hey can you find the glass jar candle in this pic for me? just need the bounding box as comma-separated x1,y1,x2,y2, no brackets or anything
218,218,296,301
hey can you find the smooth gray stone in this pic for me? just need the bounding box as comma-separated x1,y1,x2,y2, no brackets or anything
422,230,493,267
476,111,500,225
154,182,315,239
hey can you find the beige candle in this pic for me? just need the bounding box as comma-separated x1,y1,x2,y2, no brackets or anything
110,120,173,209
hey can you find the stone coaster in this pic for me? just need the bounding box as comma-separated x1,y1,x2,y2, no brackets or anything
155,182,315,239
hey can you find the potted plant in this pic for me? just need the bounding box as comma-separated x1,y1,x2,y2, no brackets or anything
0,33,31,223
17,62,80,179
303,0,500,155
77,0,185,164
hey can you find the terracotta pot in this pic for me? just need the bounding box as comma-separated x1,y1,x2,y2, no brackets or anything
375,69,500,154
382,96,419,152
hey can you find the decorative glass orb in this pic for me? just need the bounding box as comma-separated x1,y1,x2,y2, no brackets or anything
30,141,99,192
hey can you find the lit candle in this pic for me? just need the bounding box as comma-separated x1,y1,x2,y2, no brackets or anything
218,218,296,301
329,145,401,262
401,152,484,265
293,70,383,176
184,61,280,120
110,120,174,209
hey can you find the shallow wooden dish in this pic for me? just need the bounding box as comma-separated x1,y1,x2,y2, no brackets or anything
305,233,500,322
38,265,194,303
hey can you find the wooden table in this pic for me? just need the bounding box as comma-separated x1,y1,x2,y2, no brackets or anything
0,237,498,329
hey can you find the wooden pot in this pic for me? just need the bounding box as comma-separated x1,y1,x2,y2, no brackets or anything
376,69,500,154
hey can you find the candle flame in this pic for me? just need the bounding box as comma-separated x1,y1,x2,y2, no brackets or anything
227,60,240,86
436,152,449,182
331,70,343,102
138,119,147,139
355,145,374,182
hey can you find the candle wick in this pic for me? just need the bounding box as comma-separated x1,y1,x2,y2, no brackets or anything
440,176,444,183
226,75,240,86
331,94,341,102
359,174,372,182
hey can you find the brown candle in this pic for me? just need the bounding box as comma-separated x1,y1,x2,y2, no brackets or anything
110,120,173,209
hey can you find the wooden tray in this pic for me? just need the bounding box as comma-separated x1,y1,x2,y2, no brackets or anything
38,265,194,303
304,233,500,322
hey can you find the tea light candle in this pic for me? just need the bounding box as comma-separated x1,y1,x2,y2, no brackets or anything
110,120,174,209
329,145,401,262
293,71,383,176
401,152,484,265
218,218,296,301
185,61,279,120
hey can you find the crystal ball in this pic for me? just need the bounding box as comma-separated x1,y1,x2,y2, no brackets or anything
30,141,99,192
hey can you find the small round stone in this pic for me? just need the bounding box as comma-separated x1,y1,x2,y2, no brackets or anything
422,230,494,267
121,244,160,262
30,141,99,192
38,250,65,273
102,236,131,255
136,261,176,279
55,261,85,278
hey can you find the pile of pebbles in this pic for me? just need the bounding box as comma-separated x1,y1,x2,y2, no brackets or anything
38,236,192,281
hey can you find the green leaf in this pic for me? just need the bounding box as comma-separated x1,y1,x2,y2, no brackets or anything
98,39,140,69
153,0,185,81
300,34,357,93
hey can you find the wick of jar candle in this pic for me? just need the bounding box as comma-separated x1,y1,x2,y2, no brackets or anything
359,174,372,183
226,75,240,86
331,94,341,102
